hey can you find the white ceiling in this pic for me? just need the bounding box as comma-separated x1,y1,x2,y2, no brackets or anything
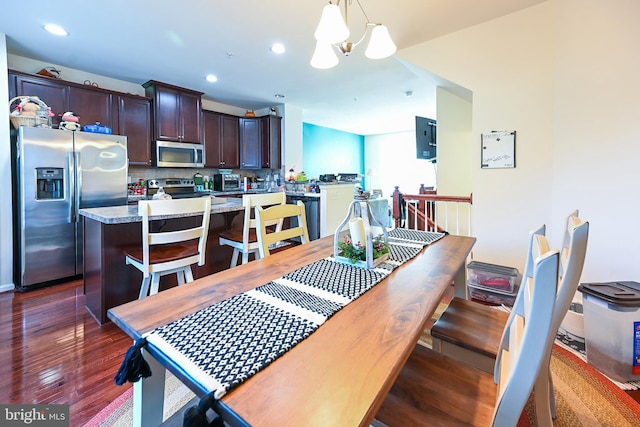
2,0,545,135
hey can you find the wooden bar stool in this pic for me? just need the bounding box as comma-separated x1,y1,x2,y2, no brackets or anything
255,200,310,258
124,197,211,299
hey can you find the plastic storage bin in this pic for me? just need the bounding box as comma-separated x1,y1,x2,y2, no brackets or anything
468,284,518,306
467,261,520,306
467,261,519,293
578,281,640,382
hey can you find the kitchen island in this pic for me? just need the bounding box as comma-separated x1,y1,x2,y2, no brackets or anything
79,198,244,324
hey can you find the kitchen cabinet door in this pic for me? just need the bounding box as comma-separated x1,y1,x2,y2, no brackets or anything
203,111,222,167
69,86,113,129
203,111,240,168
240,117,261,169
221,115,240,168
11,73,68,128
154,85,181,141
180,91,202,144
144,80,203,144
261,115,282,169
116,95,152,166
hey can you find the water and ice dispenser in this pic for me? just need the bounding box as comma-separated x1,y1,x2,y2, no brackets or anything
36,167,63,200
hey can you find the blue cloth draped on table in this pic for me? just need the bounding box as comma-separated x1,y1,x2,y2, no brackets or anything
123,229,445,400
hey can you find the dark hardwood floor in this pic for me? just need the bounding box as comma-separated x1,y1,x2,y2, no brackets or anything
0,279,132,426
1,279,639,427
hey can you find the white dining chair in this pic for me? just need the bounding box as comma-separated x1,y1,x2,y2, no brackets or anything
375,238,560,426
124,196,211,299
430,211,589,426
218,192,286,267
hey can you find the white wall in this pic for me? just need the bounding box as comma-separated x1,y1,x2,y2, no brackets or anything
1,35,13,291
435,87,472,198
399,0,640,281
365,131,436,198
282,103,303,179
550,0,640,281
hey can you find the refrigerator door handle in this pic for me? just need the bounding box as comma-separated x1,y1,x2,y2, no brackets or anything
68,151,76,223
75,152,81,223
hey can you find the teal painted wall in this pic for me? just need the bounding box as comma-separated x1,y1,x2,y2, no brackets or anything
302,123,364,181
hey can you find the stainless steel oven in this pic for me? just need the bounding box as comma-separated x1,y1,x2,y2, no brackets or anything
155,141,204,168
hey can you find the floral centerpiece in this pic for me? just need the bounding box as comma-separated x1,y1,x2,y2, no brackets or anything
338,233,389,265
333,199,390,269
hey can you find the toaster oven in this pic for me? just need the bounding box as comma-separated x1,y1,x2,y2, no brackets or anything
213,174,241,191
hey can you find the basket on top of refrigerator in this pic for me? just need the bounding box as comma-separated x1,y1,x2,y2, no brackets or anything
9,96,53,129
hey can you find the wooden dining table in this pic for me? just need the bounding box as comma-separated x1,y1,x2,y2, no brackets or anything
108,233,475,427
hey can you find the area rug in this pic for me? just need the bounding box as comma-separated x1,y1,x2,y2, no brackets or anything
83,370,194,426
420,301,640,427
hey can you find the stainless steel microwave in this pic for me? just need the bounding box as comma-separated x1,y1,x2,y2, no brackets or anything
155,141,204,168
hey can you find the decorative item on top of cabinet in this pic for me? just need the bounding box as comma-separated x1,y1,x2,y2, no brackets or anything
203,110,240,168
239,117,261,169
143,80,203,144
261,115,281,169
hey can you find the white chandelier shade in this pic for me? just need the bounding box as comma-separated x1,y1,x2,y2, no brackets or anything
364,24,396,59
314,4,350,44
310,1,396,69
310,40,340,69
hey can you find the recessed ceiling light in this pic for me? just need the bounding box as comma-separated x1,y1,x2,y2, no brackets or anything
270,43,285,54
43,24,69,36
274,94,285,99
205,74,218,83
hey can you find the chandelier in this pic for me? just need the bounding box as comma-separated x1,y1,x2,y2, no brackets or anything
311,0,397,69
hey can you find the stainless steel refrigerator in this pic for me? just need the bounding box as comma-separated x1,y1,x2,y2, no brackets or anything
13,127,128,289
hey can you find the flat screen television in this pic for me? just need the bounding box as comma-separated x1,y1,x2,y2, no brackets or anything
416,116,437,161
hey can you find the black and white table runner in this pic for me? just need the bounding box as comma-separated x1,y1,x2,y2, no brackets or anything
145,229,445,399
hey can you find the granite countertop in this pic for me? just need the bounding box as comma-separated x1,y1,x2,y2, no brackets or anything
80,197,244,224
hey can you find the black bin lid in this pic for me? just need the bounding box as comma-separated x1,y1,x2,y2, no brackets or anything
577,281,640,307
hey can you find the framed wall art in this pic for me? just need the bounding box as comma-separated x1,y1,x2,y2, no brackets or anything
481,130,516,169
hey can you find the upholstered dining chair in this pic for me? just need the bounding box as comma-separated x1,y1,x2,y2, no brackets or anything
255,200,309,258
218,192,286,267
430,211,589,426
124,196,211,299
374,239,560,427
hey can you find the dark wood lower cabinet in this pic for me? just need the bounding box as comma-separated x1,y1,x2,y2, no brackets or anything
84,211,240,324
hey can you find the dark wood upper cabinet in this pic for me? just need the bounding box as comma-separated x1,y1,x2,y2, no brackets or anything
239,117,261,169
221,115,240,169
68,86,113,128
261,115,282,169
143,80,203,144
203,111,240,168
179,91,202,144
8,71,280,171
9,70,153,166
115,95,153,166
10,72,68,128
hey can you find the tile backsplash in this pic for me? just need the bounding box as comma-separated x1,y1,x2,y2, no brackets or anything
128,167,282,184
